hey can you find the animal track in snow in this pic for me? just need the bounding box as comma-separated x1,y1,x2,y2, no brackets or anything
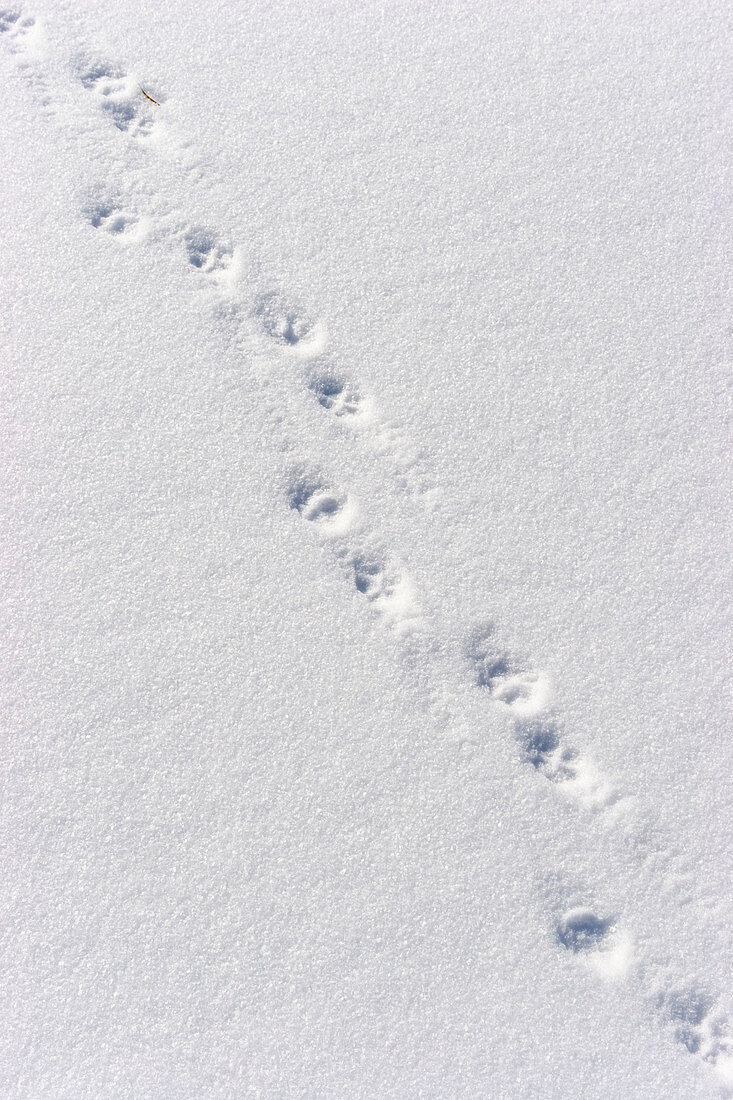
252,288,437,507
306,365,439,508
344,546,423,634
27,38,723,1090
557,912,733,1084
557,907,613,951
86,201,148,242
184,229,240,290
557,907,632,980
658,987,733,1086
0,9,40,53
468,627,550,717
344,545,423,636
255,291,327,358
516,717,620,811
33,33,727,1091
468,626,621,812
78,60,156,137
287,470,356,537
488,668,549,714
287,468,424,635
307,368,370,419
0,8,19,30
518,717,577,781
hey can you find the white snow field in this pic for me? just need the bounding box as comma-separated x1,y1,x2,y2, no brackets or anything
1,1,731,1097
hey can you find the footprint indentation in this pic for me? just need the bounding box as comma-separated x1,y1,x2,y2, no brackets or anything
468,626,620,812
350,551,391,598
86,201,146,242
255,292,326,357
308,371,365,417
185,229,232,272
106,99,149,134
557,909,614,952
468,627,550,716
287,469,423,633
0,9,20,32
0,9,38,51
184,229,239,289
516,717,620,810
661,987,733,1080
517,718,577,783
491,670,549,712
79,60,123,90
557,907,631,979
78,60,155,136
669,989,716,1054
344,548,423,634
287,472,355,536
89,203,131,232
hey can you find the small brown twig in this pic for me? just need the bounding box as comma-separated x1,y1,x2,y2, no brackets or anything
139,85,161,106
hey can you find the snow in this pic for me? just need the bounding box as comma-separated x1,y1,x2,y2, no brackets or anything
1,1,731,1097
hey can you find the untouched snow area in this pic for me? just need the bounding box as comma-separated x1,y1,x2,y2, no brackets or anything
1,2,731,1097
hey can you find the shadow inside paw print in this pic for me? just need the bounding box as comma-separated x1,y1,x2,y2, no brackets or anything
0,8,37,49
78,59,155,135
350,552,390,598
0,10,20,33
79,59,124,89
308,371,363,416
85,198,144,241
466,625,510,686
466,624,550,716
658,987,733,1082
286,469,354,537
253,290,324,355
557,908,614,953
104,99,144,132
185,229,234,274
88,202,131,232
257,295,312,346
663,988,717,1055
516,718,577,782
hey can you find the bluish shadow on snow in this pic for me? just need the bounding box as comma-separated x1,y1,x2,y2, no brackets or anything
465,623,511,686
662,987,716,1055
556,908,614,953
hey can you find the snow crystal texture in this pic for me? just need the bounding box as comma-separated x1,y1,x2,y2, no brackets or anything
1,1,731,1097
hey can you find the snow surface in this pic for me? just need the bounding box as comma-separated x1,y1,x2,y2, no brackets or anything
1,1,731,1097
